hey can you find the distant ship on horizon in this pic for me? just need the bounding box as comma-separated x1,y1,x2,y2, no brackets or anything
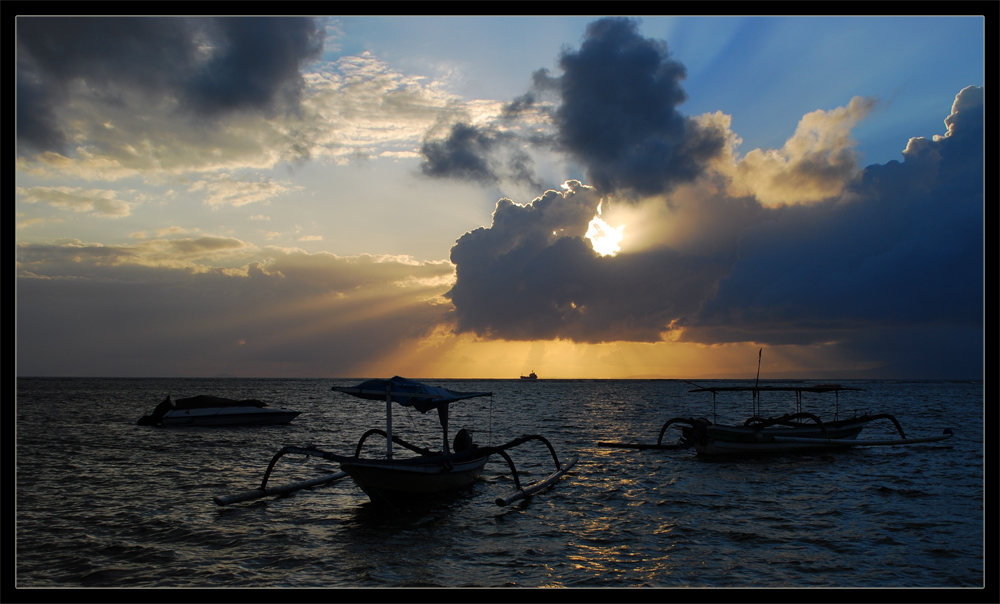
520,371,538,380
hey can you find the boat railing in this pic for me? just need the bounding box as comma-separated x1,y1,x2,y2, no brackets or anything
686,384,866,425
743,412,831,437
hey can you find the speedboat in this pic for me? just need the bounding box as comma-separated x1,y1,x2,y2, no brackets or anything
137,394,300,427
214,376,576,507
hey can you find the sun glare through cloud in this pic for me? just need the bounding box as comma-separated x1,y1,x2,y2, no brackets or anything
586,202,625,256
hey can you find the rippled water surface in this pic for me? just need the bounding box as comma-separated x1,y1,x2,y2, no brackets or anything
15,378,984,589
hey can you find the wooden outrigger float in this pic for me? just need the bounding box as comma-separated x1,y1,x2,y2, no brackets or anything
213,471,349,506
214,377,576,507
599,350,953,456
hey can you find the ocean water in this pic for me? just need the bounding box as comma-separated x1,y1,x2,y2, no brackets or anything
15,377,984,590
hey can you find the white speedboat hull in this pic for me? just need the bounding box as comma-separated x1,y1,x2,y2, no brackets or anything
161,406,300,427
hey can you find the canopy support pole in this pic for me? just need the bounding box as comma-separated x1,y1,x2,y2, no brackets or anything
439,405,450,454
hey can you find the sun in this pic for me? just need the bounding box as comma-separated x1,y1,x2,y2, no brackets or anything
585,202,624,256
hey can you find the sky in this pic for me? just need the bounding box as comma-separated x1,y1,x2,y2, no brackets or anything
15,15,986,380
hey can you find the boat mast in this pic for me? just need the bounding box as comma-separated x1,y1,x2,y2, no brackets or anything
754,348,762,418
385,382,393,460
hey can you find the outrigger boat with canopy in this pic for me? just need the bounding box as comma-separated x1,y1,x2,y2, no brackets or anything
599,351,953,456
215,376,577,507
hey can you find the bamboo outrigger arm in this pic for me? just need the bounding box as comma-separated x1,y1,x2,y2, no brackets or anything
598,417,710,450
214,434,578,507
494,456,577,507
657,417,709,446
213,445,356,506
479,434,578,507
865,413,908,439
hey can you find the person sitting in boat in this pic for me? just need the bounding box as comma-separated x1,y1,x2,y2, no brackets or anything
453,428,473,453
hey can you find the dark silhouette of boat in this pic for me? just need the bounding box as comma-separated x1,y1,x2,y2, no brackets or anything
215,376,576,507
137,395,299,427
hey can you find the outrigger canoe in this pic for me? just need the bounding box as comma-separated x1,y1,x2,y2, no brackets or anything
599,383,953,456
215,377,576,507
600,349,952,456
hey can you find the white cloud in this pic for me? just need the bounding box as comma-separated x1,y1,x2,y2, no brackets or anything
16,185,138,217
16,50,496,185
187,173,303,207
727,96,878,206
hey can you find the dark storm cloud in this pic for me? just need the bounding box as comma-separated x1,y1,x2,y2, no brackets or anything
687,87,984,355
547,17,727,196
446,181,733,343
445,86,983,374
16,68,66,153
501,69,559,118
420,17,726,196
16,17,323,154
419,122,541,189
182,17,324,116
16,17,196,153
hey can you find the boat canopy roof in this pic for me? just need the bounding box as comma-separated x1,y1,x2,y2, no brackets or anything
173,395,268,410
332,376,492,413
689,384,862,394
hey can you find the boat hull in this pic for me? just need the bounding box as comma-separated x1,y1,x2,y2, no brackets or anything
161,406,300,427
340,454,490,502
690,418,868,456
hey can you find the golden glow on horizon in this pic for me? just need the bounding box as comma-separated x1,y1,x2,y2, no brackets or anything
371,332,858,380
